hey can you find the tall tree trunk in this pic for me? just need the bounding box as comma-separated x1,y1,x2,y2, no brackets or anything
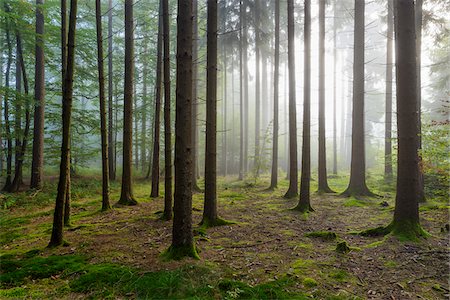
238,0,244,181
415,0,425,202
49,0,77,247
141,34,148,171
162,0,173,220
332,0,338,175
10,33,31,193
118,0,137,205
261,53,268,137
0,31,3,176
150,0,163,198
254,0,261,175
134,72,139,170
317,0,333,193
108,0,115,181
342,0,372,197
391,0,423,238
192,0,202,192
167,0,198,259
203,0,220,226
221,2,227,177
385,0,393,181
96,0,111,211
284,0,298,198
14,35,23,187
30,0,46,190
296,0,313,212
2,5,13,192
242,0,249,174
269,0,280,190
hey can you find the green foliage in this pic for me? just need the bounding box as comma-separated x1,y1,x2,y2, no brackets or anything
302,277,318,288
335,241,351,254
305,231,337,240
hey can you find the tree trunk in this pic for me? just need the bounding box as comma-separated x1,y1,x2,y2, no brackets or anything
254,0,261,176
221,2,227,177
49,0,77,247
2,6,13,192
108,0,115,181
203,0,220,226
391,0,423,238
342,0,372,197
167,0,198,259
238,0,244,181
96,0,111,211
317,0,333,193
296,0,312,212
14,35,23,186
118,0,137,206
0,31,3,176
284,0,298,198
242,0,249,175
384,0,393,181
30,0,45,190
192,0,202,192
162,0,173,220
133,71,139,170
332,0,338,175
269,0,280,190
141,34,148,171
150,0,163,198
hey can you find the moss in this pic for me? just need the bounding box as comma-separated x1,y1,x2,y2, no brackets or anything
305,231,337,240
200,217,235,228
329,269,349,282
302,277,318,288
359,220,429,242
161,244,200,260
343,197,370,207
292,258,314,269
335,241,351,254
383,260,397,268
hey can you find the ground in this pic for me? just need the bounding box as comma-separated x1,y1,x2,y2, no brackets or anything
0,172,449,299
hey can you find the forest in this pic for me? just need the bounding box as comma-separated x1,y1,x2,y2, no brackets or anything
0,0,449,299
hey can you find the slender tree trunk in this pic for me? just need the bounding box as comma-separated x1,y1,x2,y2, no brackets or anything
150,0,163,198
162,0,173,220
317,0,333,193
2,5,13,192
342,0,372,197
269,0,280,190
14,36,23,185
49,0,77,247
141,35,148,171
168,0,198,259
261,53,268,137
192,0,202,192
0,32,3,176
391,0,422,237
203,0,219,225
221,3,227,177
30,0,46,190
415,0,425,202
332,0,338,175
118,0,137,205
254,0,261,175
96,0,111,211
296,0,313,211
108,0,115,181
242,0,248,174
284,0,298,198
385,0,393,181
134,72,139,170
238,0,244,181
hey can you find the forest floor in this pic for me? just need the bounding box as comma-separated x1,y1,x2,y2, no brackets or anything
0,172,449,299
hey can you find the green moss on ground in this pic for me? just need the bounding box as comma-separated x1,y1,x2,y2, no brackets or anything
305,231,337,240
161,244,200,260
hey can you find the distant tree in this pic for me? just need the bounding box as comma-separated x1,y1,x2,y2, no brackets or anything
284,0,298,198
384,0,394,181
295,0,312,212
238,0,245,181
150,0,163,198
30,0,46,190
254,0,261,175
162,0,173,220
95,0,111,211
49,0,78,247
118,0,137,206
342,0,373,197
317,0,333,193
108,0,115,181
269,0,280,190
166,0,198,259
332,0,338,175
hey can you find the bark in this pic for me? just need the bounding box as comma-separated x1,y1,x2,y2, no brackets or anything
238,0,244,181
342,0,372,197
192,0,201,192
108,0,115,181
385,0,393,180
49,0,77,247
221,2,227,177
30,0,46,190
203,0,219,224
162,0,173,220
269,0,280,190
284,0,298,198
118,0,137,205
168,0,197,259
2,10,13,192
96,0,111,211
392,0,421,235
141,35,148,171
150,0,163,198
133,72,139,170
242,0,249,175
296,0,312,212
332,0,338,175
317,0,333,193
254,0,261,175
